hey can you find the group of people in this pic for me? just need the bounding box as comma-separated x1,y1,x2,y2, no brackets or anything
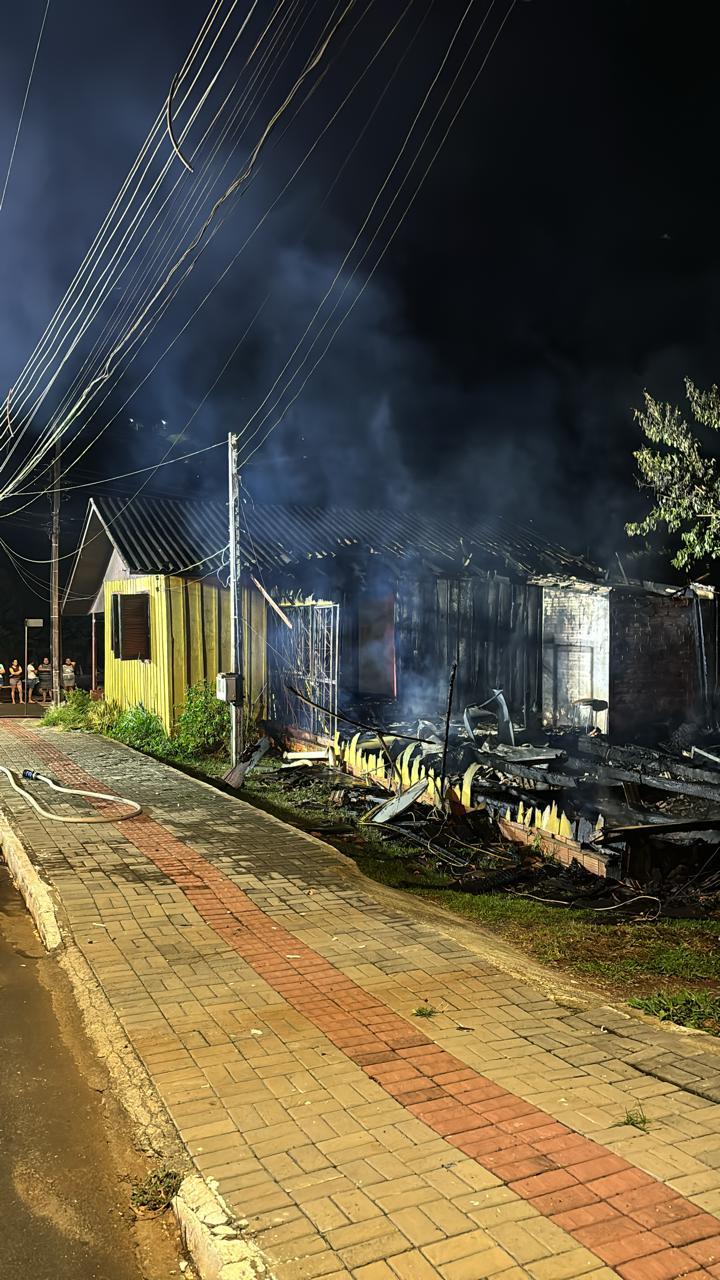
0,657,77,705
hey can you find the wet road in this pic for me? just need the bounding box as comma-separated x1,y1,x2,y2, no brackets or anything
0,866,180,1280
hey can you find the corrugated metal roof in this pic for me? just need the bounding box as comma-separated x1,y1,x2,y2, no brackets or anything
94,495,229,574
91,494,601,581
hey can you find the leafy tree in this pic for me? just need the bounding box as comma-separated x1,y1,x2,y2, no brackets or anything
628,380,720,569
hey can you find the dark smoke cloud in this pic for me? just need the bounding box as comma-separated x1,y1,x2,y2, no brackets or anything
1,0,720,588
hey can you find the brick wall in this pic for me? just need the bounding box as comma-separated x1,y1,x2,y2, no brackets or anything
609,589,699,741
541,586,610,729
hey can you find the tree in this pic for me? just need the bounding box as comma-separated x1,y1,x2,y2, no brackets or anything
627,379,720,569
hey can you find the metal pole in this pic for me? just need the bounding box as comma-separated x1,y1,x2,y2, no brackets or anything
227,433,244,767
50,443,61,706
91,611,97,692
23,622,28,718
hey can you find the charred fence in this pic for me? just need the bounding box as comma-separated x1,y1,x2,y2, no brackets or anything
393,573,542,724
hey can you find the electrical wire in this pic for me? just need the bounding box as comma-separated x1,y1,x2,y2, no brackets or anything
16,0,405,502
1,0,407,530
1,0,258,472
1,0,259,497
4,17,288,487
0,0,52,213
1,0,353,495
237,0,518,470
3,0,230,422
13,0,310,496
0,0,514,632
12,439,226,500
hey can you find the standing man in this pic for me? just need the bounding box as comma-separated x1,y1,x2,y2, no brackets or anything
38,656,52,703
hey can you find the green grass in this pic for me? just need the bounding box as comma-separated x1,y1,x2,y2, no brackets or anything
43,721,720,1012
412,1005,438,1018
629,990,720,1035
239,760,720,1002
623,1104,649,1130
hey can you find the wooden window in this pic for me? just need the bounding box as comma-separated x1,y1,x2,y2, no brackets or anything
110,593,151,661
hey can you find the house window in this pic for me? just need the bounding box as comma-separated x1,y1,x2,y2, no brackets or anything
357,592,397,697
110,593,151,661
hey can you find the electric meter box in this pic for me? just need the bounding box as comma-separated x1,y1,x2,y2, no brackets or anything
216,672,239,703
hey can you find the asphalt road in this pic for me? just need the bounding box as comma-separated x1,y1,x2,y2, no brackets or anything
0,866,183,1280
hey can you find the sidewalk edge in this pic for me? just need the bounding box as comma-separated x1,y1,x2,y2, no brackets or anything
0,804,272,1280
0,809,62,950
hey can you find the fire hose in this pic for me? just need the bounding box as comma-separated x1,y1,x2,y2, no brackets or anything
0,765,141,824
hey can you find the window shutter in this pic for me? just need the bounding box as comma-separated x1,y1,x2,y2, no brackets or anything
111,594,121,658
119,594,150,660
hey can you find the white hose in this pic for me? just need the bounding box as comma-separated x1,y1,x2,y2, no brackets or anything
0,764,141,824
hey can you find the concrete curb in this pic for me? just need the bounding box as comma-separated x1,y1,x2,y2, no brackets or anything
0,802,273,1280
0,810,62,950
174,1176,268,1279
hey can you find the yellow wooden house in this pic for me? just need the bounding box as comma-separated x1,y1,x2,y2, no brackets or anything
63,496,267,730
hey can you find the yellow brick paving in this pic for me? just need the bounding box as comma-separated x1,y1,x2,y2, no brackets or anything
1,723,720,1279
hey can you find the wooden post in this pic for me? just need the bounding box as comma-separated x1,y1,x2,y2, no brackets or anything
50,442,61,706
91,610,97,692
23,621,28,718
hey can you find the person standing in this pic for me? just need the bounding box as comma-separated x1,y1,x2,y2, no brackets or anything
38,656,52,703
9,658,23,704
0,662,5,698
62,657,76,696
26,661,40,704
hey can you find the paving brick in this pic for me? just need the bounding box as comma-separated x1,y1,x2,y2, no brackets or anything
526,1249,603,1279
387,1250,439,1280
617,1249,715,1280
5,721,720,1280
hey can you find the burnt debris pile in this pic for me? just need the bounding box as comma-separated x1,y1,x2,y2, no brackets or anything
251,695,720,919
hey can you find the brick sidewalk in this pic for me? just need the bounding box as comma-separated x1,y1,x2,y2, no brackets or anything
3,722,720,1279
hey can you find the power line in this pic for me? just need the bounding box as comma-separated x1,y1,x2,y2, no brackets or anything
10,0,308,500
0,0,52,213
0,0,356,502
3,0,252,447
3,0,227,415
234,0,497,463
1,0,396,517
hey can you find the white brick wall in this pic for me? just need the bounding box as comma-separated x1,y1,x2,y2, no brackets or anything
542,586,610,729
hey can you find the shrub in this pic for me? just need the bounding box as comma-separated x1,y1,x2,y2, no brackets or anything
175,679,230,757
109,704,177,758
42,689,91,730
86,698,122,736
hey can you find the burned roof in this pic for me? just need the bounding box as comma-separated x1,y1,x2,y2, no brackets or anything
241,503,602,579
63,493,602,614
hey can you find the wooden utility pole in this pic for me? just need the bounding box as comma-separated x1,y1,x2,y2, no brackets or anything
50,441,61,706
227,432,244,768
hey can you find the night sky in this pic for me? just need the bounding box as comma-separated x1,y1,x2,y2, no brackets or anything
1,0,718,635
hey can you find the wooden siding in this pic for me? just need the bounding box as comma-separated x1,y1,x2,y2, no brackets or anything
104,575,267,730
243,579,268,720
104,575,172,725
395,574,542,719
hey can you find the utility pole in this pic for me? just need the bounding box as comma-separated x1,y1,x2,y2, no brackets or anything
227,432,244,769
50,440,61,706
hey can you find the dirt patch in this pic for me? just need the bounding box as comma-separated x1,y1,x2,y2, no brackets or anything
0,865,195,1280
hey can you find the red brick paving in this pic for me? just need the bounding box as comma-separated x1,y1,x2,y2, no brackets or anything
6,720,720,1279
